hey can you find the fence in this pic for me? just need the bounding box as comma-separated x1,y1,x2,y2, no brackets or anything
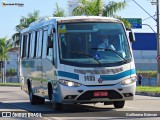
0,77,19,83
136,77,157,86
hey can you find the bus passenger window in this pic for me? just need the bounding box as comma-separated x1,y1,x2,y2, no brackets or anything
42,31,48,58
22,34,28,58
47,30,54,56
47,36,53,56
36,30,43,58
20,35,23,58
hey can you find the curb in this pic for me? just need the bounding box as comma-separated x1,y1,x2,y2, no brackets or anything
136,91,160,97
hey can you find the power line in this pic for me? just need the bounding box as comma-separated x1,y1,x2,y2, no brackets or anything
143,14,156,21
132,0,157,22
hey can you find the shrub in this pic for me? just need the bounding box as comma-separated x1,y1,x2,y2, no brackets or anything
6,68,17,77
136,71,157,78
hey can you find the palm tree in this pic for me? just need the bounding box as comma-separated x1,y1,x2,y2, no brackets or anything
15,10,40,32
0,37,11,83
53,3,65,17
72,0,131,28
72,0,103,16
12,10,40,51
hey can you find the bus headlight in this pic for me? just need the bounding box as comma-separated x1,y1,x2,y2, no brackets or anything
59,79,81,87
119,76,137,85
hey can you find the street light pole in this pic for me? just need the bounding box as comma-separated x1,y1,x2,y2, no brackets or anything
157,0,160,86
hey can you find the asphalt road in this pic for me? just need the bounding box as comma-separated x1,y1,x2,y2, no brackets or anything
0,86,160,120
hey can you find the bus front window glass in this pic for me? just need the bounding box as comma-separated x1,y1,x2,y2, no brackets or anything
58,23,131,67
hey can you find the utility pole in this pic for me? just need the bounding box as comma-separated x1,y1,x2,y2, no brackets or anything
157,0,160,86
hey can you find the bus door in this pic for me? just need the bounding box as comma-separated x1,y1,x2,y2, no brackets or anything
41,25,55,97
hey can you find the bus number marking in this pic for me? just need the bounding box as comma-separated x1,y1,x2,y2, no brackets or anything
84,76,95,81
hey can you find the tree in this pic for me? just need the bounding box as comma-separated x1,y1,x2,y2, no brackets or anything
53,3,65,17
72,0,103,16
0,37,11,61
0,37,11,83
12,10,40,50
72,0,131,28
15,10,40,32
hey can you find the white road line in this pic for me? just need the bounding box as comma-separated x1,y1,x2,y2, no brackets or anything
124,106,141,110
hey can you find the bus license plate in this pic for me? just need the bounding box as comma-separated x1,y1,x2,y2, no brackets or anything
94,91,108,97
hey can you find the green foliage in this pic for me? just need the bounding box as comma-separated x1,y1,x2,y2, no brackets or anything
72,0,131,28
6,68,17,77
72,0,103,16
137,71,157,78
53,3,65,17
103,1,127,17
0,37,11,61
136,86,160,93
0,82,20,86
115,16,131,28
15,10,40,32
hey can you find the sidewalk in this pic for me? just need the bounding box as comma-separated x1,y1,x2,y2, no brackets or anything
136,91,160,97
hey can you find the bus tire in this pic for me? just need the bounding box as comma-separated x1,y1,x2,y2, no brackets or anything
28,85,37,105
51,94,62,111
28,84,45,105
113,101,125,108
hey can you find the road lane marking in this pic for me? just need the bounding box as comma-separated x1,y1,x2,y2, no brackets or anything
124,106,141,110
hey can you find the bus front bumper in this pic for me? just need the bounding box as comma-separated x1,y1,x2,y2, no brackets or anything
56,82,136,104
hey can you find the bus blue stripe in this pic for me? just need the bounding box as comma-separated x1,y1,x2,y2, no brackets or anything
100,68,136,80
57,68,136,81
57,71,79,80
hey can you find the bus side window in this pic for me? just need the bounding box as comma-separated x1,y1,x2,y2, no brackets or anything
27,33,31,58
22,34,28,58
29,31,36,58
25,33,30,58
20,35,23,58
36,29,43,58
47,30,54,56
34,31,38,58
42,30,48,58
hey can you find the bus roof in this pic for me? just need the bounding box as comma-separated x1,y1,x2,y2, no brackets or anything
21,16,121,33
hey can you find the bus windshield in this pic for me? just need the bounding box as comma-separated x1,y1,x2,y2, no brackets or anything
58,22,131,67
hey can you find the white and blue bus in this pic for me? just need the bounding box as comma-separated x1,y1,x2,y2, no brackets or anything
20,16,136,110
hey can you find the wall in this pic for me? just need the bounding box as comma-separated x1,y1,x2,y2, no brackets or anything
132,33,157,71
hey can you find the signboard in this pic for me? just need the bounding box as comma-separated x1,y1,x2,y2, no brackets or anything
125,18,142,29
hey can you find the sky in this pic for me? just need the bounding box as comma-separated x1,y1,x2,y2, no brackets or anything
0,0,157,39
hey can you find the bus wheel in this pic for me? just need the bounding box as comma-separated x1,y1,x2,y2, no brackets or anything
28,85,45,105
113,101,125,108
51,94,62,111
28,86,36,105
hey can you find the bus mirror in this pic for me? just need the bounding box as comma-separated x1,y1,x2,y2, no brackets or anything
126,28,135,42
129,31,135,42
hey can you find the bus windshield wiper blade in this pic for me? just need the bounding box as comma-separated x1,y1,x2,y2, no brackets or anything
90,48,128,63
70,51,102,66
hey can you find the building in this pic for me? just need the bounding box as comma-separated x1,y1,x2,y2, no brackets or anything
68,0,80,16
132,33,157,71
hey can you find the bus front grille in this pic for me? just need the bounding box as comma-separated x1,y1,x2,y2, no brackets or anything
77,90,123,100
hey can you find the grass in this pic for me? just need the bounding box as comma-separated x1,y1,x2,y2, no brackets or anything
136,86,160,93
0,82,20,87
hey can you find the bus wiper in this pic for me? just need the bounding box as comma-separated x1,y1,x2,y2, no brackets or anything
90,48,128,63
70,51,102,66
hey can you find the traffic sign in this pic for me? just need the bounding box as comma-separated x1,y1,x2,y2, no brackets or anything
125,18,142,29
157,55,160,61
